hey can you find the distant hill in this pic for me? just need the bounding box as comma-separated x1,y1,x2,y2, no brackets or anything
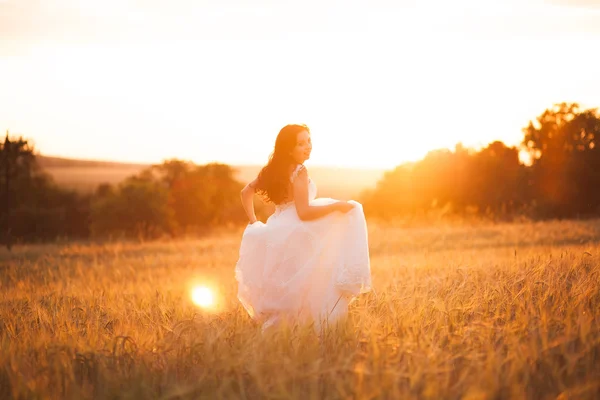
37,155,386,199
37,155,150,193
37,155,148,169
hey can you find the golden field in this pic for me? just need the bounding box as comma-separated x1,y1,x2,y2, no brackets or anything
1,219,599,399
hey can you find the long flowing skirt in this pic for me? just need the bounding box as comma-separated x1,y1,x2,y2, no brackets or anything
235,198,371,332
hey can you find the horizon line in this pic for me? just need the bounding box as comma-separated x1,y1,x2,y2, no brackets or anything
36,152,396,171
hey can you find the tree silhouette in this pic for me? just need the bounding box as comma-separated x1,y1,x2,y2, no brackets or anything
90,177,172,240
89,161,245,239
522,103,600,217
0,132,36,249
470,141,524,216
152,159,194,189
362,141,528,220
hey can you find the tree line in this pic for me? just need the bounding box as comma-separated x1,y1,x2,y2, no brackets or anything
1,103,599,247
362,103,600,220
0,138,260,248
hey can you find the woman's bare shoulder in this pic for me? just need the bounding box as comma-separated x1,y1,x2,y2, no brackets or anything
290,164,307,183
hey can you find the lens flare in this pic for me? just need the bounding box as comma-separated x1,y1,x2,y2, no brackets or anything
191,286,215,308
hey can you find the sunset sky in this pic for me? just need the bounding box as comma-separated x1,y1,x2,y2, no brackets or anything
1,0,600,169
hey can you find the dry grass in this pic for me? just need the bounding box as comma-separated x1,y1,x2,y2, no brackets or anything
1,220,600,399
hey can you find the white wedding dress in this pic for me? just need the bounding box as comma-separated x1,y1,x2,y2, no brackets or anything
235,165,372,332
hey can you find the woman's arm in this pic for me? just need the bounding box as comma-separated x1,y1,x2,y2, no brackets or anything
240,178,259,224
293,166,353,221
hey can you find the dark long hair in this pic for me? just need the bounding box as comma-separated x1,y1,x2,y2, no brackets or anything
254,124,309,204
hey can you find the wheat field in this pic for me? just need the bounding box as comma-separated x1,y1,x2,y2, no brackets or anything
1,219,600,399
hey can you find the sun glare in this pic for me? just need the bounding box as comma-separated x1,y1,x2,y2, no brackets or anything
191,286,216,309
2,1,600,169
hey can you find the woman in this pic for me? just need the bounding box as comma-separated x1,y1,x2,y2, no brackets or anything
235,124,371,333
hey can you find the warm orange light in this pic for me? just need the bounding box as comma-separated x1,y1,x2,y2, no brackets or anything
191,286,216,309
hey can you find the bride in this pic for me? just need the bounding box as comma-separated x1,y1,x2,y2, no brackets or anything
235,124,372,333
